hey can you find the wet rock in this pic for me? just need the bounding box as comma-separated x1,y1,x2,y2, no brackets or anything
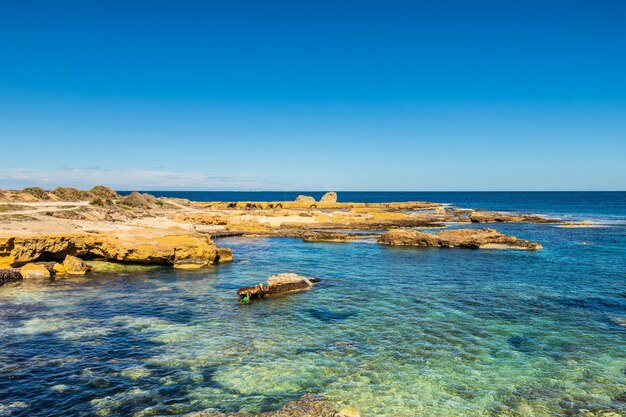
217,247,233,262
238,273,320,300
20,263,51,279
378,228,542,250
187,394,357,417
0,267,21,283
302,231,358,242
470,211,560,224
295,195,316,204
63,255,91,275
320,192,338,203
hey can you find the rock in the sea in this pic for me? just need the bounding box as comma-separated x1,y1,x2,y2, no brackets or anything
470,211,559,224
187,394,356,417
267,272,312,286
217,247,233,262
378,228,542,250
63,255,91,274
20,263,51,279
302,231,358,242
238,273,321,300
295,195,316,204
320,191,337,203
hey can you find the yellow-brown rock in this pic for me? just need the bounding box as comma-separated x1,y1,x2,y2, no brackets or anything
0,232,223,268
63,255,91,274
378,228,542,250
217,247,233,262
53,263,67,274
20,263,51,279
320,192,337,203
295,195,316,204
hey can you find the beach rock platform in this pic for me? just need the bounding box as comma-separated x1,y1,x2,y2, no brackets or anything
378,228,542,250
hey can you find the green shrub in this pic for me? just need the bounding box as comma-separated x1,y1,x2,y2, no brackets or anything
21,187,49,200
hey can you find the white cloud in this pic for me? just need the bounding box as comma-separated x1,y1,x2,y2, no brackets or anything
0,167,286,190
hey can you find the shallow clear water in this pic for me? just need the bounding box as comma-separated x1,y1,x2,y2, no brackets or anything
2,196,626,417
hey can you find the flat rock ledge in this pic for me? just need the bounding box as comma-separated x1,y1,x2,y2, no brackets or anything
0,232,231,269
378,228,542,250
187,394,359,417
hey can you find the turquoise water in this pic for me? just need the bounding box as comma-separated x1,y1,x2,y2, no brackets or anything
2,195,626,416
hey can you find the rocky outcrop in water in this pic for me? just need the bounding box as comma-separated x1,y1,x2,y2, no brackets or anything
302,231,362,242
470,211,559,224
187,394,359,417
378,228,542,250
62,255,92,274
0,232,230,268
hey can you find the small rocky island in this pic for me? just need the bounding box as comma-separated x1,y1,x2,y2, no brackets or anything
0,186,572,284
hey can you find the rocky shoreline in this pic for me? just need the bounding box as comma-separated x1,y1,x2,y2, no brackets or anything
0,186,582,284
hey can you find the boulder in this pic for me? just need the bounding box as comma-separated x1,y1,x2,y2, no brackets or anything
20,263,51,279
378,228,542,250
320,191,337,203
295,195,316,203
53,263,67,274
217,247,233,262
63,255,91,274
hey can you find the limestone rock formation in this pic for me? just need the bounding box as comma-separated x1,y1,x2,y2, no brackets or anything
0,232,228,268
295,195,316,204
20,263,51,279
63,255,91,274
470,211,559,224
320,191,337,203
217,247,233,262
378,228,542,250
302,231,359,242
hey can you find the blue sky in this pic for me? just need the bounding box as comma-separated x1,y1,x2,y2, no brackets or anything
1,0,625,190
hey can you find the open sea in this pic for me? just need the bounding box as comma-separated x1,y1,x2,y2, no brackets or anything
1,192,625,417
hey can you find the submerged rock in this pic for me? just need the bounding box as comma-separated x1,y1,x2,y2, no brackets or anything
320,191,338,203
187,394,358,417
378,228,542,250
